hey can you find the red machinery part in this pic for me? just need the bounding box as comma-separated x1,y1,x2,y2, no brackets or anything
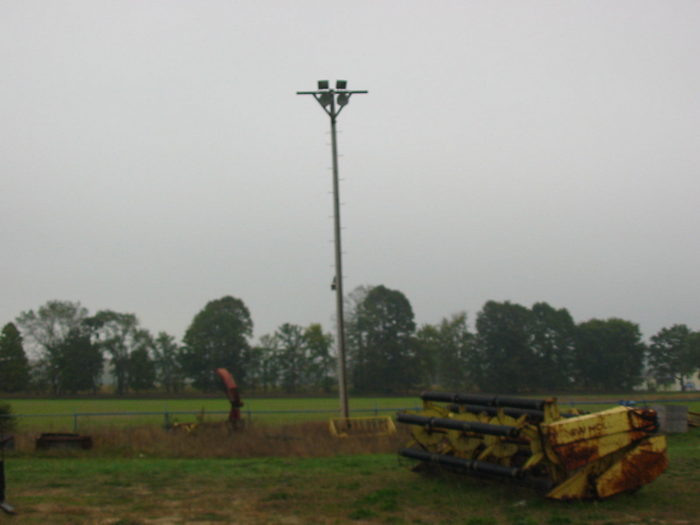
215,368,243,424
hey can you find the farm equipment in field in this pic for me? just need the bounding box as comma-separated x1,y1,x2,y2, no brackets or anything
35,433,93,450
1,436,15,515
397,391,668,500
329,416,396,438
171,368,244,433
0,460,14,515
0,410,15,514
215,367,244,430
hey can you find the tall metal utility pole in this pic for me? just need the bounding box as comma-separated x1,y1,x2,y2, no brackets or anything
297,80,367,419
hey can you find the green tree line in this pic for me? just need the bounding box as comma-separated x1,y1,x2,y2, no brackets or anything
1,289,699,395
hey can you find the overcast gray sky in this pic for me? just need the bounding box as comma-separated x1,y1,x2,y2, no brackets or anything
1,1,698,343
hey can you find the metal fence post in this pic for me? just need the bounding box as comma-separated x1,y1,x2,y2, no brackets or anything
1,459,17,514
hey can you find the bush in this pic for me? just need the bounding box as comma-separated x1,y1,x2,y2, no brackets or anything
0,403,16,434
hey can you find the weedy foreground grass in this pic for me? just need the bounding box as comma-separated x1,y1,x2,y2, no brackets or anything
9,420,406,459
2,424,699,524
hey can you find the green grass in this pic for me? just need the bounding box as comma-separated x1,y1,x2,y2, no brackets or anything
5,393,699,431
4,428,700,524
2,394,699,524
5,397,419,431
6,396,418,413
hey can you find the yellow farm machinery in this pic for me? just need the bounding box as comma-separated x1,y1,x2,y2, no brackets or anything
398,392,668,500
329,416,396,438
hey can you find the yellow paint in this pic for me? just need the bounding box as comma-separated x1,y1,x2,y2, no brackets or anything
329,416,396,438
546,467,592,500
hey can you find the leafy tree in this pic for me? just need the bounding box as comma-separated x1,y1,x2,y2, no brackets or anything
0,403,16,435
473,301,536,393
414,324,440,387
27,361,51,393
257,323,335,393
573,318,645,391
416,313,474,390
268,323,307,393
528,302,576,391
15,300,88,393
347,285,417,394
0,322,30,392
181,296,253,391
247,336,282,392
152,332,185,393
127,347,156,392
302,323,335,392
470,301,578,393
92,311,153,395
54,327,103,394
245,344,270,393
648,324,700,391
691,332,700,373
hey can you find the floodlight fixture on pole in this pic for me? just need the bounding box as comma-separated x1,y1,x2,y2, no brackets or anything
297,80,367,419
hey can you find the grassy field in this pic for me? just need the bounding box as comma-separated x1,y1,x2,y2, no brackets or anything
2,395,699,523
5,394,700,432
4,397,423,431
2,426,699,524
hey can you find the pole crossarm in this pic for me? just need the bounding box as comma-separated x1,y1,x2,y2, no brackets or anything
296,90,368,95
297,90,368,118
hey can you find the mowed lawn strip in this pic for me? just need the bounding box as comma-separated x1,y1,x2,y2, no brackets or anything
6,395,700,430
4,427,700,525
7,397,420,414
6,397,421,430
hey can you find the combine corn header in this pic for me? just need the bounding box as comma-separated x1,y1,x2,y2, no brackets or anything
398,392,668,500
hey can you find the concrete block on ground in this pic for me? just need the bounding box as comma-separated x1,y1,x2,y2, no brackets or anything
652,404,688,434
